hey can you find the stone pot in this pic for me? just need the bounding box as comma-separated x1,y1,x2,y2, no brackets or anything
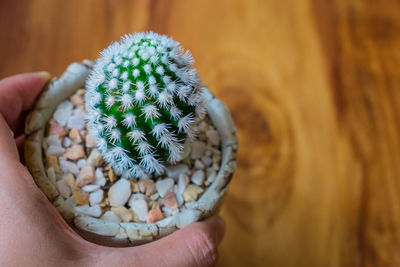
24,60,238,247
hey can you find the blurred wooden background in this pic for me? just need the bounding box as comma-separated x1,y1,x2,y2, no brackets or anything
1,0,400,266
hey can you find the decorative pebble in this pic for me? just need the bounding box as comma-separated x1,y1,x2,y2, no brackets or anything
64,145,85,161
180,139,191,160
77,158,87,169
89,189,104,206
75,166,96,187
69,128,82,144
201,155,212,166
191,170,205,186
63,137,72,147
53,101,73,126
194,160,205,169
59,157,79,175
63,173,75,191
67,115,85,130
73,189,89,205
87,149,104,167
70,94,84,106
74,204,102,217
178,173,189,194
130,198,148,222
108,169,117,182
82,184,100,192
45,155,60,172
108,179,131,206
162,192,178,208
56,179,71,198
111,206,133,222
48,122,66,138
85,134,97,148
138,179,157,196
46,135,62,148
174,185,184,206
155,178,174,197
95,168,106,187
206,129,220,146
183,184,204,202
207,169,217,183
101,210,121,223
46,145,65,156
190,141,206,159
165,164,189,180
147,208,164,223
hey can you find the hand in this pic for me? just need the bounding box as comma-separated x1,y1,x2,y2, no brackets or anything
0,72,225,267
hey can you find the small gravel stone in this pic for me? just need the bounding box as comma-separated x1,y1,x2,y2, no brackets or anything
101,210,121,223
190,141,206,159
63,173,75,191
150,193,159,201
64,145,85,161
45,155,60,172
174,185,184,206
77,158,87,169
183,184,204,202
194,160,205,169
108,179,131,206
63,137,72,148
201,155,212,166
191,170,205,186
56,179,71,198
48,122,66,138
165,164,189,180
73,189,89,205
178,173,189,194
85,134,97,148
180,139,191,160
45,135,62,147
95,168,106,187
207,169,217,183
111,206,133,222
108,169,117,182
130,199,148,222
89,190,104,206
59,157,79,175
76,166,96,187
53,101,73,126
82,184,100,192
67,115,85,130
147,208,164,223
87,149,104,167
74,204,102,217
46,145,65,156
69,128,82,144
155,178,174,198
162,192,178,208
138,179,157,196
206,129,220,146
70,94,84,106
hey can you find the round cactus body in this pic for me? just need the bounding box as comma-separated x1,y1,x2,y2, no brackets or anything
85,32,205,178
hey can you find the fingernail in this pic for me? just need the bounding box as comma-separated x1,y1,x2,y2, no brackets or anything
212,216,226,244
37,71,51,80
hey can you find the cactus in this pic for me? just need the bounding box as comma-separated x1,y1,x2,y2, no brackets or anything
85,32,205,178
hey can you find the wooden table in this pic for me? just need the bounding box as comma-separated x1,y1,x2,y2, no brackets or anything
1,1,400,266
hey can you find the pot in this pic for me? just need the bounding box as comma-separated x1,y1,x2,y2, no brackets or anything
24,60,238,247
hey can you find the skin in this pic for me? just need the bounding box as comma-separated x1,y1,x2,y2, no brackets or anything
0,72,225,267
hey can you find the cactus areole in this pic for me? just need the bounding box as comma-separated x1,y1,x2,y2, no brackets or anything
85,32,205,179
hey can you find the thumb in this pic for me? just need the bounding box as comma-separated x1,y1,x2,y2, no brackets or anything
101,216,226,267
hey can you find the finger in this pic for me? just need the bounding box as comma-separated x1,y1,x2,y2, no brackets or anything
0,71,50,124
100,216,226,267
15,134,25,163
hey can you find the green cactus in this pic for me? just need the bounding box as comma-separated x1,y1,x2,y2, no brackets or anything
85,32,205,178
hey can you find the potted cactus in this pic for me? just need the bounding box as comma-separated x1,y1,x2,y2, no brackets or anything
25,32,238,246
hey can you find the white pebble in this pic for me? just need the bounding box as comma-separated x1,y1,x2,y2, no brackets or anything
56,179,72,198
63,137,72,148
46,135,62,147
54,101,73,126
174,185,184,206
201,155,212,166
77,158,87,169
74,204,102,217
130,199,148,222
82,184,100,192
165,164,189,180
59,157,79,175
207,169,217,183
155,178,174,197
108,179,131,206
179,139,191,160
101,210,121,223
206,129,220,146
87,149,103,167
67,115,85,130
46,145,65,156
178,173,189,194
190,141,206,159
95,168,106,187
194,160,205,169
191,170,205,186
89,190,104,206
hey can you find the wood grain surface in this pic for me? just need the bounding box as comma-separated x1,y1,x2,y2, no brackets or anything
1,0,400,266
